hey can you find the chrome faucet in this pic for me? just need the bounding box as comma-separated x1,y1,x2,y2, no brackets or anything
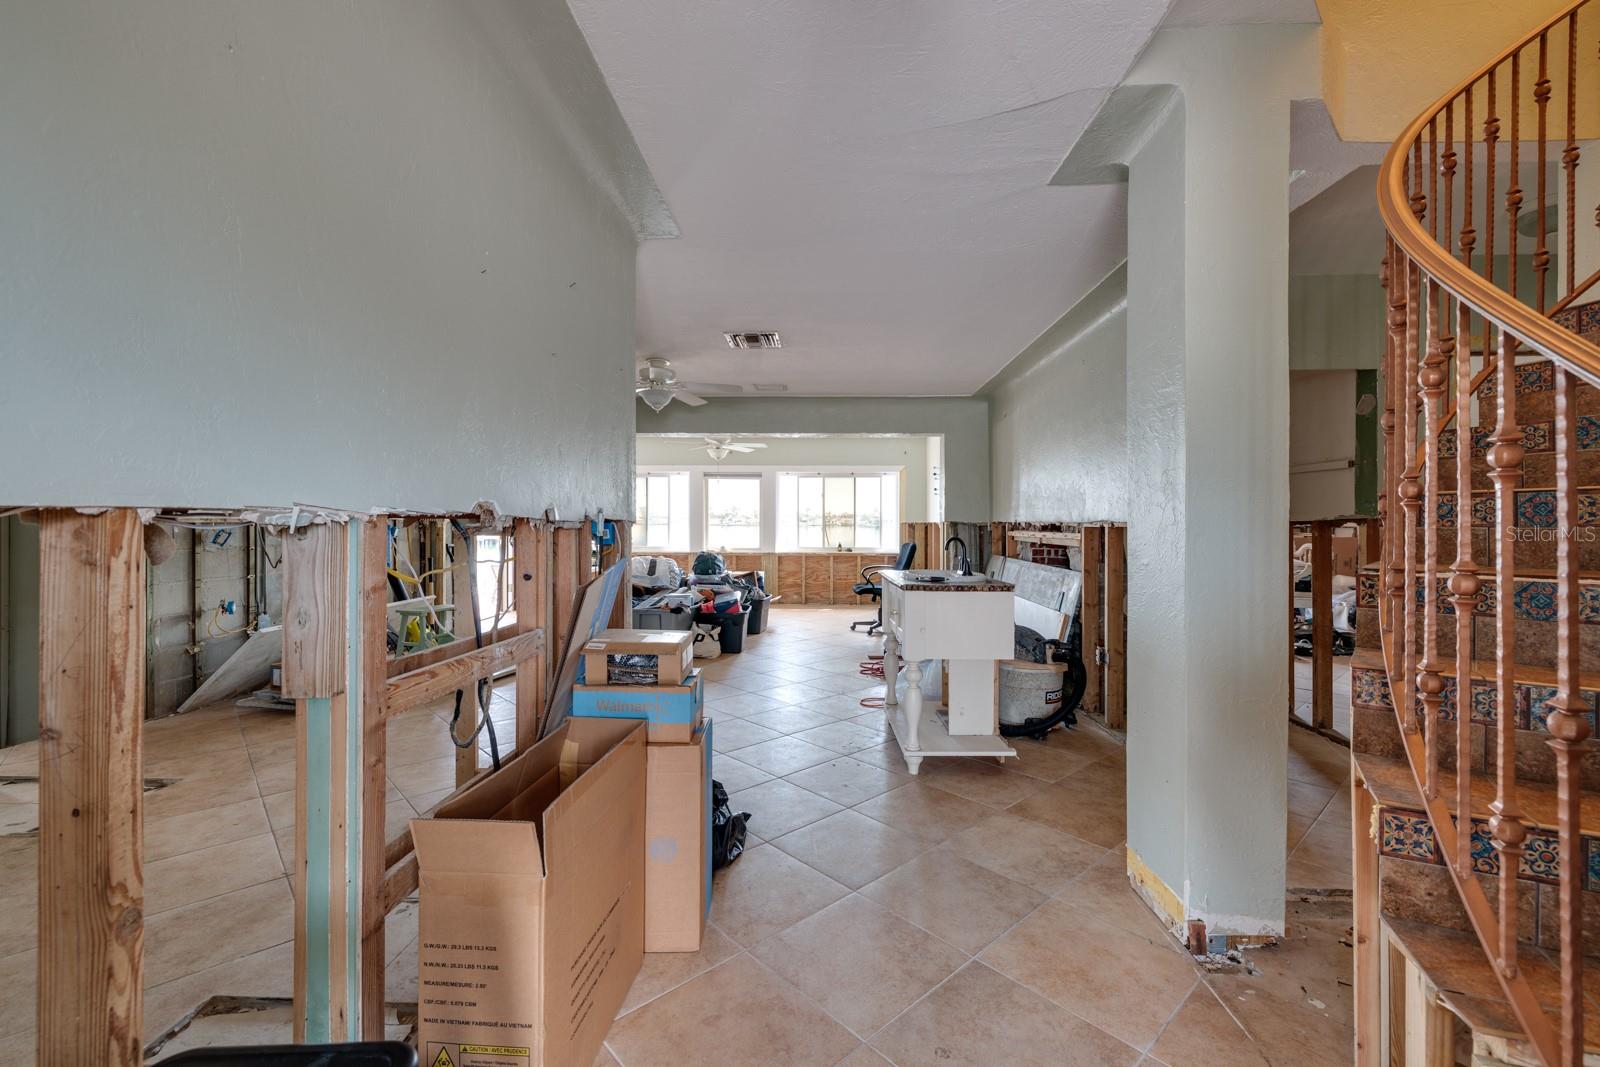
944,535,972,576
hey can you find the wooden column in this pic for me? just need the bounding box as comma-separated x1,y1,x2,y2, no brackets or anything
1353,774,1380,1067
606,521,631,629
549,524,585,694
37,509,146,1066
357,519,390,1039
514,520,549,750
283,520,357,1042
1103,524,1127,730
1363,517,1383,568
1080,525,1104,718
1312,521,1335,731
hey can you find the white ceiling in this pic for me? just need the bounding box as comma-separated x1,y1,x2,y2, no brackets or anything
569,0,1329,398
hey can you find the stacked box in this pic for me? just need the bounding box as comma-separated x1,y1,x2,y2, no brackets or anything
580,628,695,685
644,719,713,952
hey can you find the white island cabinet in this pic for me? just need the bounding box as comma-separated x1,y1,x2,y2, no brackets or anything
878,569,1017,774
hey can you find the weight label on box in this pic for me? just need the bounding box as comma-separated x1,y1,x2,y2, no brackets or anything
428,1043,530,1067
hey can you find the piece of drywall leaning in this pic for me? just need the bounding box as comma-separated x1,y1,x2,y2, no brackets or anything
0,1,669,516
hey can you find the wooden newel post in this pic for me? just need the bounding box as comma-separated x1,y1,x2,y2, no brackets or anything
37,508,146,1066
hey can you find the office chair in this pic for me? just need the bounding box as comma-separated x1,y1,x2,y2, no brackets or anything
850,541,916,636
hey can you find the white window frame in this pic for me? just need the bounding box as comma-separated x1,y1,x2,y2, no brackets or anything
636,464,906,554
780,471,900,553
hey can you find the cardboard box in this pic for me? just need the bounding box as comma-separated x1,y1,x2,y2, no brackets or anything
581,628,695,686
572,669,703,743
411,717,647,1067
645,720,713,953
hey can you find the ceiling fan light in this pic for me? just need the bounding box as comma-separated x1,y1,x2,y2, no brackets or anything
639,386,674,412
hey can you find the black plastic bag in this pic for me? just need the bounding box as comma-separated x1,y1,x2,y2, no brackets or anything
711,780,749,870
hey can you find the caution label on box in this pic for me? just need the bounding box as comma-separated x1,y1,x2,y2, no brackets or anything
427,1043,530,1067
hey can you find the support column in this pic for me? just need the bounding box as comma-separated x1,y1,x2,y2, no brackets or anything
283,520,362,1042
1116,25,1318,939
37,509,145,1066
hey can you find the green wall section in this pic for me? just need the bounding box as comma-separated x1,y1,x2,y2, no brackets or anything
1354,369,1378,516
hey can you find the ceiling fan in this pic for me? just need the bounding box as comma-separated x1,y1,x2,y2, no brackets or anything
634,356,742,411
688,436,768,461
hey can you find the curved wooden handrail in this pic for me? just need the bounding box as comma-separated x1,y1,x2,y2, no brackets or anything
1377,1,1600,384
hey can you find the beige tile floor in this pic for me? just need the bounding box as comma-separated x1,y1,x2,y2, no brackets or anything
0,605,1354,1065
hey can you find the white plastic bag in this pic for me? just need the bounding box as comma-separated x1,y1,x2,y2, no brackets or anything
692,622,723,659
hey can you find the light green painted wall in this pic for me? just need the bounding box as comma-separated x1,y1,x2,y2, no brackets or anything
983,265,1128,523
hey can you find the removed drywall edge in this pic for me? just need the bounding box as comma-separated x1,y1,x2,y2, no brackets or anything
1126,845,1185,934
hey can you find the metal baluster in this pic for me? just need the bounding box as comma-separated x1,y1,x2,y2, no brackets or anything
1386,241,1408,642
1485,67,1499,287
1452,84,1478,876
1565,14,1580,298
1420,274,1448,799
1488,49,1527,987
1536,32,1552,311
1549,358,1589,1066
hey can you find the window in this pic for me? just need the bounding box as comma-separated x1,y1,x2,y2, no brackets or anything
777,472,900,552
705,475,762,549
472,533,514,627
634,472,690,550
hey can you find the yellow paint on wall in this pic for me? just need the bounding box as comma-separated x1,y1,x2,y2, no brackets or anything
1319,0,1590,143
1126,846,1185,931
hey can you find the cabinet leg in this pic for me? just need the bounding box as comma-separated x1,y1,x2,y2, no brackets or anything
903,660,923,754
882,631,899,707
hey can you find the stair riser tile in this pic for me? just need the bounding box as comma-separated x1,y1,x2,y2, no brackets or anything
1431,489,1600,529
1351,664,1599,735
1380,806,1598,892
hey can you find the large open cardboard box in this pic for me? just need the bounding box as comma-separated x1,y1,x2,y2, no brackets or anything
411,716,647,1067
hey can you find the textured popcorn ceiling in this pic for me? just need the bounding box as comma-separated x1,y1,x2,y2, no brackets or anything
569,0,1174,397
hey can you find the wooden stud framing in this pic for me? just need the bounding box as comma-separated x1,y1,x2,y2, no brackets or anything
513,519,549,754
1402,951,1456,1065
1354,775,1380,1067
1080,525,1104,718
283,520,354,1043
385,629,544,714
357,518,390,1040
549,524,586,700
1103,524,1128,730
36,509,146,1067
1311,521,1335,732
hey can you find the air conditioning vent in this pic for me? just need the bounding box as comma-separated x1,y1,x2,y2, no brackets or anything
724,331,782,350
752,383,788,392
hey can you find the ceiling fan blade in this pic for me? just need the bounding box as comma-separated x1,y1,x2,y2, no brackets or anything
678,382,745,395
724,444,761,452
676,391,708,407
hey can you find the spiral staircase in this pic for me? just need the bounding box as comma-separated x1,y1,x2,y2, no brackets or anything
1357,3,1600,1063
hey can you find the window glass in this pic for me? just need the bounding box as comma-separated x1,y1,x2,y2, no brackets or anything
705,475,761,549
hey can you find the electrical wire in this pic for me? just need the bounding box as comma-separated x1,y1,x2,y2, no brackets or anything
445,519,502,773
